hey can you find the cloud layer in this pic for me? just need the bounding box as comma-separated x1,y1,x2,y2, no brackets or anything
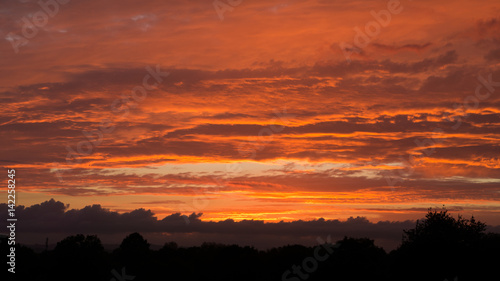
1,0,500,224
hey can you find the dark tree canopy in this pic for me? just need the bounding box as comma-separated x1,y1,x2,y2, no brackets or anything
51,234,107,281
392,208,494,281
119,232,150,252
55,234,104,254
402,208,487,247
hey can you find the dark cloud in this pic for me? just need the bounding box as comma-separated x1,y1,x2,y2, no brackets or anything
0,199,410,250
485,48,500,61
372,42,432,52
3,199,499,250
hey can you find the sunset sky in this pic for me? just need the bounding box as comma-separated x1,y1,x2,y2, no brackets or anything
1,0,500,232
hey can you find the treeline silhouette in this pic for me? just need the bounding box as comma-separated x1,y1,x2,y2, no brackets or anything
2,209,499,281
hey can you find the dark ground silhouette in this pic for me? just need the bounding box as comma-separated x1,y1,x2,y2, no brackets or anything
2,209,499,281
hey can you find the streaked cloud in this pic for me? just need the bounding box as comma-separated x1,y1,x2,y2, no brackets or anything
1,0,499,227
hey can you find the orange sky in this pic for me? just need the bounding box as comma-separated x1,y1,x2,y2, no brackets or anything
1,0,500,225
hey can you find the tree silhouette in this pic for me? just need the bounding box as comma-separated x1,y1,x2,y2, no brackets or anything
320,237,386,281
55,234,105,254
113,232,151,279
52,234,108,281
119,232,150,254
3,210,499,281
390,208,493,281
402,208,486,247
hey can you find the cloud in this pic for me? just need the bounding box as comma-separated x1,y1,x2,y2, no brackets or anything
372,43,432,52
1,0,500,230
485,48,500,61
0,199,413,250
4,199,499,250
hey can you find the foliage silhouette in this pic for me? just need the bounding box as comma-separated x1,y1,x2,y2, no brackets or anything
52,234,109,281
402,208,486,247
390,208,497,281
3,208,499,281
